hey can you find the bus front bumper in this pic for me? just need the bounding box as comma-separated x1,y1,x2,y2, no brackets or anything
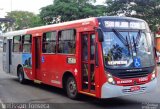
101,78,157,98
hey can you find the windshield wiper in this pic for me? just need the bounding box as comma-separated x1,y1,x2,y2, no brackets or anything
131,30,141,53
135,30,141,46
112,29,131,55
126,36,131,56
133,36,137,53
112,29,127,46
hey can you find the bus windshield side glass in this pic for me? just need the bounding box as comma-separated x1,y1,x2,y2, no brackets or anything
102,30,155,69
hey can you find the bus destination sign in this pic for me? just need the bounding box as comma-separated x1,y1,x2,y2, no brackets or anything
104,21,146,29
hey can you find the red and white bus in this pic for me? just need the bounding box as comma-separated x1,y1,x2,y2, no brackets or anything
2,16,157,99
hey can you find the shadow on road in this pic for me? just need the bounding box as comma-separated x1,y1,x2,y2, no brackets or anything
11,78,142,109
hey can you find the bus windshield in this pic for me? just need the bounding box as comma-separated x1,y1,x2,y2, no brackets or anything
102,30,155,69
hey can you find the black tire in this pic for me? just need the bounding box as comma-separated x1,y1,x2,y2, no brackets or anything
18,67,26,84
66,76,78,99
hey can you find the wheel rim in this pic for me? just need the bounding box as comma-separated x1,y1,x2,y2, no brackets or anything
68,80,77,96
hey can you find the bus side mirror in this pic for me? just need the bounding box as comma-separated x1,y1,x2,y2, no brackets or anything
97,28,104,42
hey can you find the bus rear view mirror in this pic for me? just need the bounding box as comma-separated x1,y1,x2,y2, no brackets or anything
97,28,104,42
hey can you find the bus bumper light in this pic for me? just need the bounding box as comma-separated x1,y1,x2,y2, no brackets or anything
151,70,156,81
101,78,157,98
107,74,115,85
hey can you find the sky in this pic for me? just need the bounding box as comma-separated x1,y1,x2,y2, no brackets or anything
0,0,106,18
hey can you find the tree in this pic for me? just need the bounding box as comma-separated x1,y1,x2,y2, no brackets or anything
105,0,160,32
5,11,43,31
40,0,106,24
0,18,14,32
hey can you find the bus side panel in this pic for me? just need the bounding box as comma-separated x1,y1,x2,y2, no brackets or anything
41,54,58,86
55,55,76,88
3,40,8,73
2,50,7,72
22,53,32,80
3,39,12,74
10,53,22,76
41,54,76,88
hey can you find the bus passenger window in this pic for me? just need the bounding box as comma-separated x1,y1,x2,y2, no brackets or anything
22,35,32,53
58,29,76,54
82,35,88,61
42,31,56,53
13,36,21,52
90,34,95,60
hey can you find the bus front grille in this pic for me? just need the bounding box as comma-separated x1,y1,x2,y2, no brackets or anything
116,71,150,79
106,66,154,79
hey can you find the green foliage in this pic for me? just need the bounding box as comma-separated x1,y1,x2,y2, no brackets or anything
40,0,106,24
5,11,43,30
106,0,160,32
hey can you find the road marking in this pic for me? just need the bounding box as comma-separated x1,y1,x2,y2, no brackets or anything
0,99,6,109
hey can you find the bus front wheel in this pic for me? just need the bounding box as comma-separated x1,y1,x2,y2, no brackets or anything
18,67,26,84
66,76,78,99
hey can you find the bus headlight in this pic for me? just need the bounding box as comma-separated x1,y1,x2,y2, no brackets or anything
151,70,156,80
107,74,115,85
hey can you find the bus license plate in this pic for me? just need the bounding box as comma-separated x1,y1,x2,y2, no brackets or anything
130,86,140,92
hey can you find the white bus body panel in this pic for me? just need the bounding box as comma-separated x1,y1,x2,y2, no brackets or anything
3,39,11,73
10,53,22,76
3,30,27,76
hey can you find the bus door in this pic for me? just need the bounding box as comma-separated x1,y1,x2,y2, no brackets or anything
81,32,96,93
33,37,42,81
3,39,12,73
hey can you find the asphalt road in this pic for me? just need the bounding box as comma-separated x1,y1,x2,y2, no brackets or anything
0,50,160,109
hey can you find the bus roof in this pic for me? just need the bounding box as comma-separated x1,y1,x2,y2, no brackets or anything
2,16,146,39
97,16,145,22
2,17,97,38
